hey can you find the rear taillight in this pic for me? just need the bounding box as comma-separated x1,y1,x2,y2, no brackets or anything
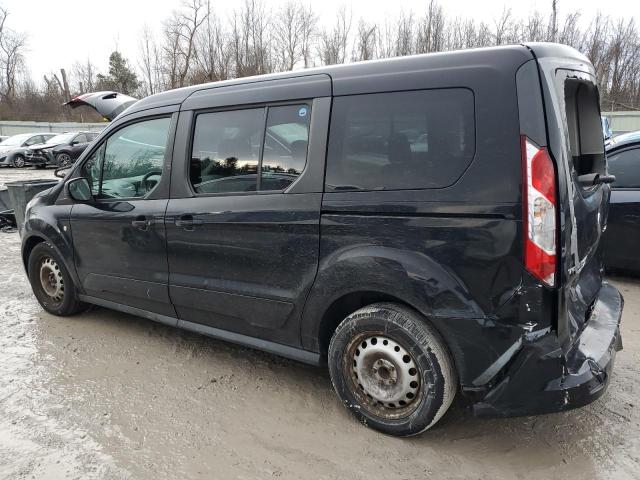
522,135,557,287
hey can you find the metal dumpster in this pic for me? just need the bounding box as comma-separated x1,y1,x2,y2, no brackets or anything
5,179,59,234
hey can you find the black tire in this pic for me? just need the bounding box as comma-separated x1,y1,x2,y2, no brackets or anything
12,154,25,168
55,152,72,167
328,303,457,436
27,242,86,316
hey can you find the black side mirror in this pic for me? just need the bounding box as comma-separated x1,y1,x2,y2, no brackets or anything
67,177,93,202
54,166,70,179
70,140,79,146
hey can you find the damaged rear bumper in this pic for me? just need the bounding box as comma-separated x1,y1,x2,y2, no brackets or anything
472,282,623,417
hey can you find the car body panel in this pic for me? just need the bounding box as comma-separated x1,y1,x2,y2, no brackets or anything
603,138,640,273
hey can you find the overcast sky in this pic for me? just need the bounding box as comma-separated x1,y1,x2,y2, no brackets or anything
3,0,640,82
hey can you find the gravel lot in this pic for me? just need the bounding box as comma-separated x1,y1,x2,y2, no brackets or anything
1,167,639,480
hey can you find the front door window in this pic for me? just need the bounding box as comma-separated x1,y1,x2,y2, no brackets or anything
82,117,171,199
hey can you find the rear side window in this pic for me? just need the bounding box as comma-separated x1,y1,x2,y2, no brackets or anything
608,148,640,188
190,104,310,195
325,89,475,191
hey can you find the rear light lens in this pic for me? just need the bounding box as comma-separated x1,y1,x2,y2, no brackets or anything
522,135,557,287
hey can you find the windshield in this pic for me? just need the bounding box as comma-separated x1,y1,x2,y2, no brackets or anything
46,133,75,144
0,133,31,147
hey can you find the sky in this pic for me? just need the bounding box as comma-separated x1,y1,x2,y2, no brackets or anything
3,0,640,84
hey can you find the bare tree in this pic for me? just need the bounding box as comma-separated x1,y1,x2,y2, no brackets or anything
273,1,306,70
73,58,97,94
0,7,26,104
193,1,232,83
352,20,377,61
162,0,208,89
416,1,445,53
318,5,352,65
138,26,161,96
232,0,273,77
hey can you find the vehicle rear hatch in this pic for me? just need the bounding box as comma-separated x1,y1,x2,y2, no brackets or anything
527,43,611,348
64,91,138,121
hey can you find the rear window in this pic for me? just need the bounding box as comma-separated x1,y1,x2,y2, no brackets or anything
608,147,640,188
325,89,475,191
563,78,605,181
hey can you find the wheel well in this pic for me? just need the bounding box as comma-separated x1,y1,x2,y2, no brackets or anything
22,236,45,270
317,291,408,355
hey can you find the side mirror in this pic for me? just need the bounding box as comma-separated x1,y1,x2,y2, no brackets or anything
71,140,79,146
54,166,70,179
67,177,93,202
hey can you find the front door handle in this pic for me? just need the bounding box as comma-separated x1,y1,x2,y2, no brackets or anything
131,216,150,231
175,215,203,230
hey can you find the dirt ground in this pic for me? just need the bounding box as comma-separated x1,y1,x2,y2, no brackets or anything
0,167,639,480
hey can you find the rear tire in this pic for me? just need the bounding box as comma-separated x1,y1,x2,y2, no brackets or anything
12,154,25,168
27,243,86,316
328,303,457,436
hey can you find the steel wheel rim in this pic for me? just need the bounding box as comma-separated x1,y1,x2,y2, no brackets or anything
344,332,423,419
39,257,64,302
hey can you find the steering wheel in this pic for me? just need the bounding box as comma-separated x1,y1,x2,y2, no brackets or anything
141,170,162,194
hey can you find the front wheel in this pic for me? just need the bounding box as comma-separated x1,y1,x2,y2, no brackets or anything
55,152,72,167
328,303,457,436
27,243,86,316
12,154,25,168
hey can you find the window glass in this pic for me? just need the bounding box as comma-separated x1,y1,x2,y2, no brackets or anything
74,134,87,143
81,117,171,199
25,136,41,146
190,109,263,194
608,148,640,188
325,89,475,191
262,105,310,191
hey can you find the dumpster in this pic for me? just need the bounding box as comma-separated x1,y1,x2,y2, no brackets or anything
5,179,59,234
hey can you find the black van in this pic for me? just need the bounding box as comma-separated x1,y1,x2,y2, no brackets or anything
21,43,623,436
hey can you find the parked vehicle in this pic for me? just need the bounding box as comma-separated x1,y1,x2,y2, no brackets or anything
21,43,623,436
603,130,640,274
25,131,99,167
0,133,56,167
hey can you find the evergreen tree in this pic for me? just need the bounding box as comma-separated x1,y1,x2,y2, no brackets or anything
96,51,140,95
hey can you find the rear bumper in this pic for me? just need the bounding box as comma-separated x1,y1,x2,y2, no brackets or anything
472,282,623,417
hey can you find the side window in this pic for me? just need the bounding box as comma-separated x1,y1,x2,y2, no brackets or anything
74,134,87,144
325,89,475,191
24,136,41,146
190,108,263,194
190,104,310,195
261,105,310,191
608,148,640,188
81,117,171,199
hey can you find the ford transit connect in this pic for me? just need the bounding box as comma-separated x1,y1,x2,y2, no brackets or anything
21,43,623,436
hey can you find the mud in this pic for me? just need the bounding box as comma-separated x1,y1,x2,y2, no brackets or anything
1,168,639,479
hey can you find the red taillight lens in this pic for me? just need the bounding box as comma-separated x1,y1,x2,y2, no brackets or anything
522,135,557,287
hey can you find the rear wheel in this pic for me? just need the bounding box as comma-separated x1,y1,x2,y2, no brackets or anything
27,243,86,316
12,154,25,168
328,303,457,436
55,152,72,167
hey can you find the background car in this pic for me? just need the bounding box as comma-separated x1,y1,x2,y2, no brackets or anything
603,129,640,274
0,135,9,142
25,131,100,167
0,133,56,167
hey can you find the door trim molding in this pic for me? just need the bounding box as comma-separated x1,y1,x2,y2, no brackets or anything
78,294,323,366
